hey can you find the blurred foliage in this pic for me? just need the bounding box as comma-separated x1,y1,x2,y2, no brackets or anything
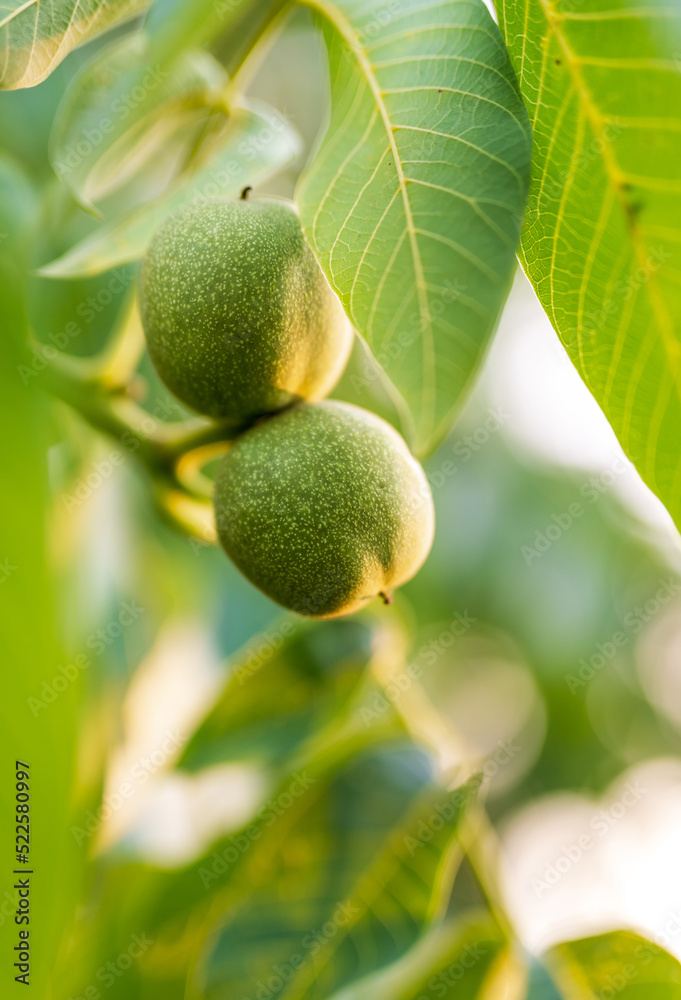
1,1,681,999
0,154,84,995
546,931,681,999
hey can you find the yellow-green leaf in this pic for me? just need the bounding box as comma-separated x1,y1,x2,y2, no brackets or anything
496,0,681,527
547,931,681,999
297,0,531,455
0,0,149,90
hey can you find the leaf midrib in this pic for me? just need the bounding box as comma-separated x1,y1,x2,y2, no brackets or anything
532,0,681,426
0,0,38,32
302,0,437,434
0,0,141,90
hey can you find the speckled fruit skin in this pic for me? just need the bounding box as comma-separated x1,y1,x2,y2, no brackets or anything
138,197,353,419
214,401,435,618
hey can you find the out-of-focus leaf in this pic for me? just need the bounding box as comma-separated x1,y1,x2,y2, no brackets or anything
546,931,681,999
60,742,441,998
297,0,531,455
495,0,681,530
50,32,228,207
0,0,149,90
67,743,476,1000
348,914,521,1000
146,0,286,76
179,617,373,771
524,958,564,999
399,403,676,793
0,159,84,996
0,152,36,249
193,754,478,1000
145,0,233,52
39,99,302,277
39,0,282,217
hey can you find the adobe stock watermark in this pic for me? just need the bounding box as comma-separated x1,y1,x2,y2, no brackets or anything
213,0,244,18
66,933,154,1000
426,407,510,492
351,0,402,49
198,771,316,888
569,938,661,1000
71,730,187,845
187,113,294,210
360,610,477,726
531,780,647,896
230,618,300,685
655,906,681,950
61,393,183,514
27,600,145,717
0,557,17,583
403,780,481,857
580,245,672,337
349,277,468,395
403,742,520,857
564,576,681,693
521,455,632,565
62,448,126,514
188,515,218,555
240,900,360,1000
0,887,21,929
382,409,508,521
53,64,170,178
524,118,624,230
414,941,488,997
18,269,135,385
592,949,659,1000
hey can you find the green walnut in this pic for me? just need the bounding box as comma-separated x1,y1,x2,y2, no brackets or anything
138,195,352,420
214,401,435,617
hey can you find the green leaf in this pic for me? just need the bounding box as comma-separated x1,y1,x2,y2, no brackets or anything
179,617,373,772
524,959,564,999
193,746,478,1000
0,0,149,90
495,0,681,528
347,914,518,1000
0,152,36,249
145,0,231,52
546,931,681,999
39,99,302,277
146,0,286,76
49,32,228,207
297,0,531,455
60,743,449,999
0,158,84,995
